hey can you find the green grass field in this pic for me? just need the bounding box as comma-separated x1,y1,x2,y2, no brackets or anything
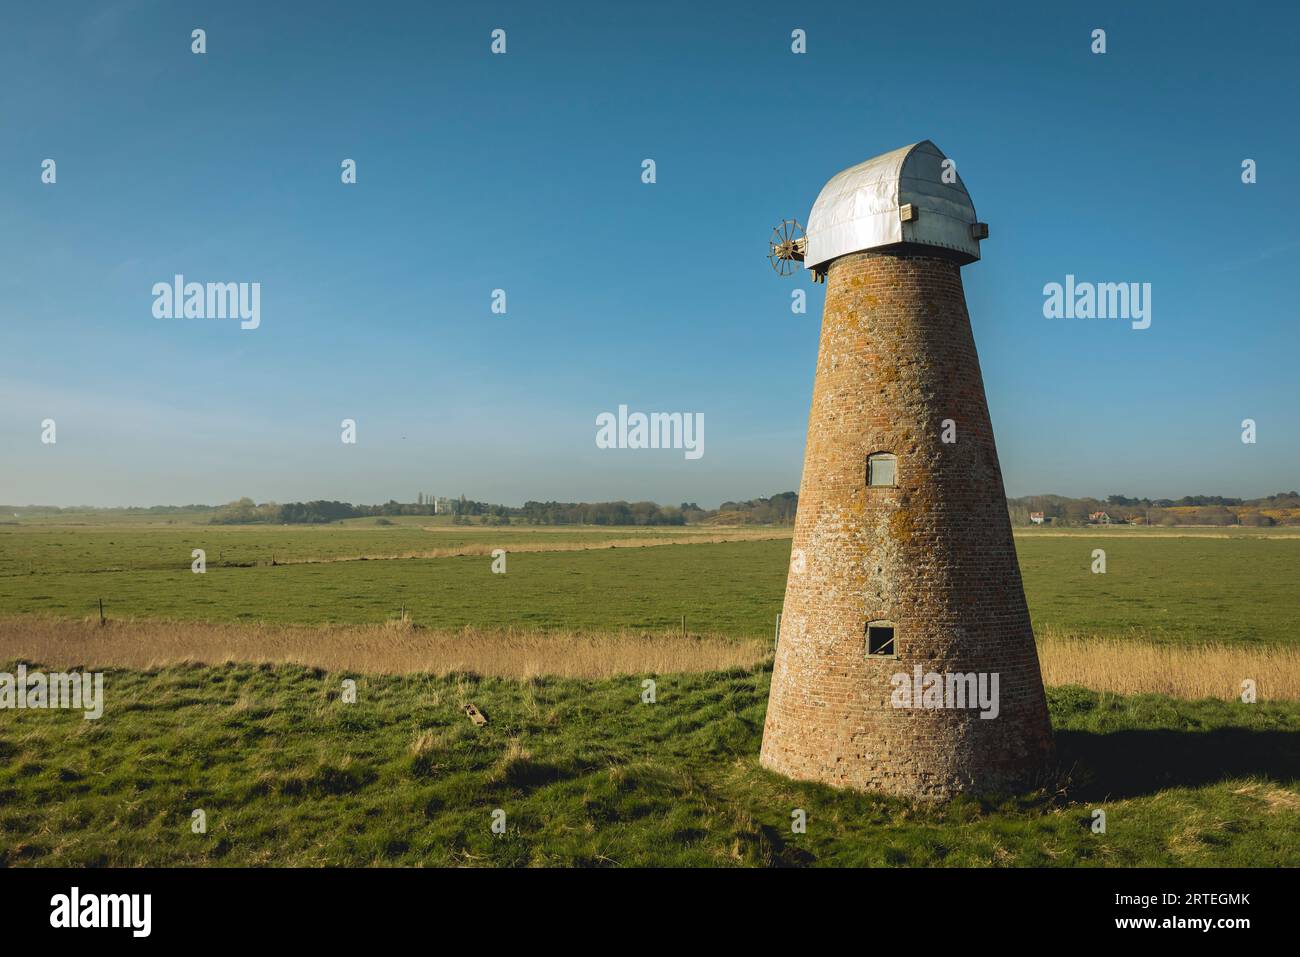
1014,534,1300,645
0,521,768,575
0,539,787,634
2,662,1296,866
2,523,1298,644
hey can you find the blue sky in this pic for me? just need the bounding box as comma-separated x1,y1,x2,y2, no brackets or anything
2,0,1296,507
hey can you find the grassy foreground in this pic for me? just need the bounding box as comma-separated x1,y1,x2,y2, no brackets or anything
2,661,1297,867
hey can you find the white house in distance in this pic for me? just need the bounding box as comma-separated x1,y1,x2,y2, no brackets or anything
1088,511,1112,524
416,493,458,514
1029,512,1045,525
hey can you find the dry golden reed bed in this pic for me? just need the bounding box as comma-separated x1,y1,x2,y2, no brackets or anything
1,617,1296,699
0,617,768,678
1035,634,1300,701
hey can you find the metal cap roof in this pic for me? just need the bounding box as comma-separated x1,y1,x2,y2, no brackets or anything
805,141,982,270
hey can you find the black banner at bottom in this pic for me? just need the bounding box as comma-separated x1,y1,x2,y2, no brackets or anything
0,866,1280,943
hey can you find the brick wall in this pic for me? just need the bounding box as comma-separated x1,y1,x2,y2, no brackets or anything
759,250,1055,799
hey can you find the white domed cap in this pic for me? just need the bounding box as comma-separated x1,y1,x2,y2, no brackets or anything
805,140,983,271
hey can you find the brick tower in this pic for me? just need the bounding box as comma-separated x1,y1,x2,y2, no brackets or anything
760,141,1054,799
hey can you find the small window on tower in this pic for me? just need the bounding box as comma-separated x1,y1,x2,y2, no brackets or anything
867,452,897,487
866,621,896,657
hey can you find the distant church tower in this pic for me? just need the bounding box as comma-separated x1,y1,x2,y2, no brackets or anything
760,141,1054,799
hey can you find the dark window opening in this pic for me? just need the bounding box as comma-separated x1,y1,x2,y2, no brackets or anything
866,623,895,657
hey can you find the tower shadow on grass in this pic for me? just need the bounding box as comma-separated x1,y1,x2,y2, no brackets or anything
1054,728,1300,801
757,823,818,867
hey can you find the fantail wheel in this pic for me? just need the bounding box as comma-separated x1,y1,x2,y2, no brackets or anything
767,218,807,276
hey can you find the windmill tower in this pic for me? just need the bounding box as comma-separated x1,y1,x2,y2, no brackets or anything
760,141,1054,799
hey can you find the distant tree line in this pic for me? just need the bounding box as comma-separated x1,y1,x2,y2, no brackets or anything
207,496,511,525
518,501,685,525
72,488,1293,528
714,492,799,524
507,494,800,526
204,492,803,526
1007,492,1300,527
